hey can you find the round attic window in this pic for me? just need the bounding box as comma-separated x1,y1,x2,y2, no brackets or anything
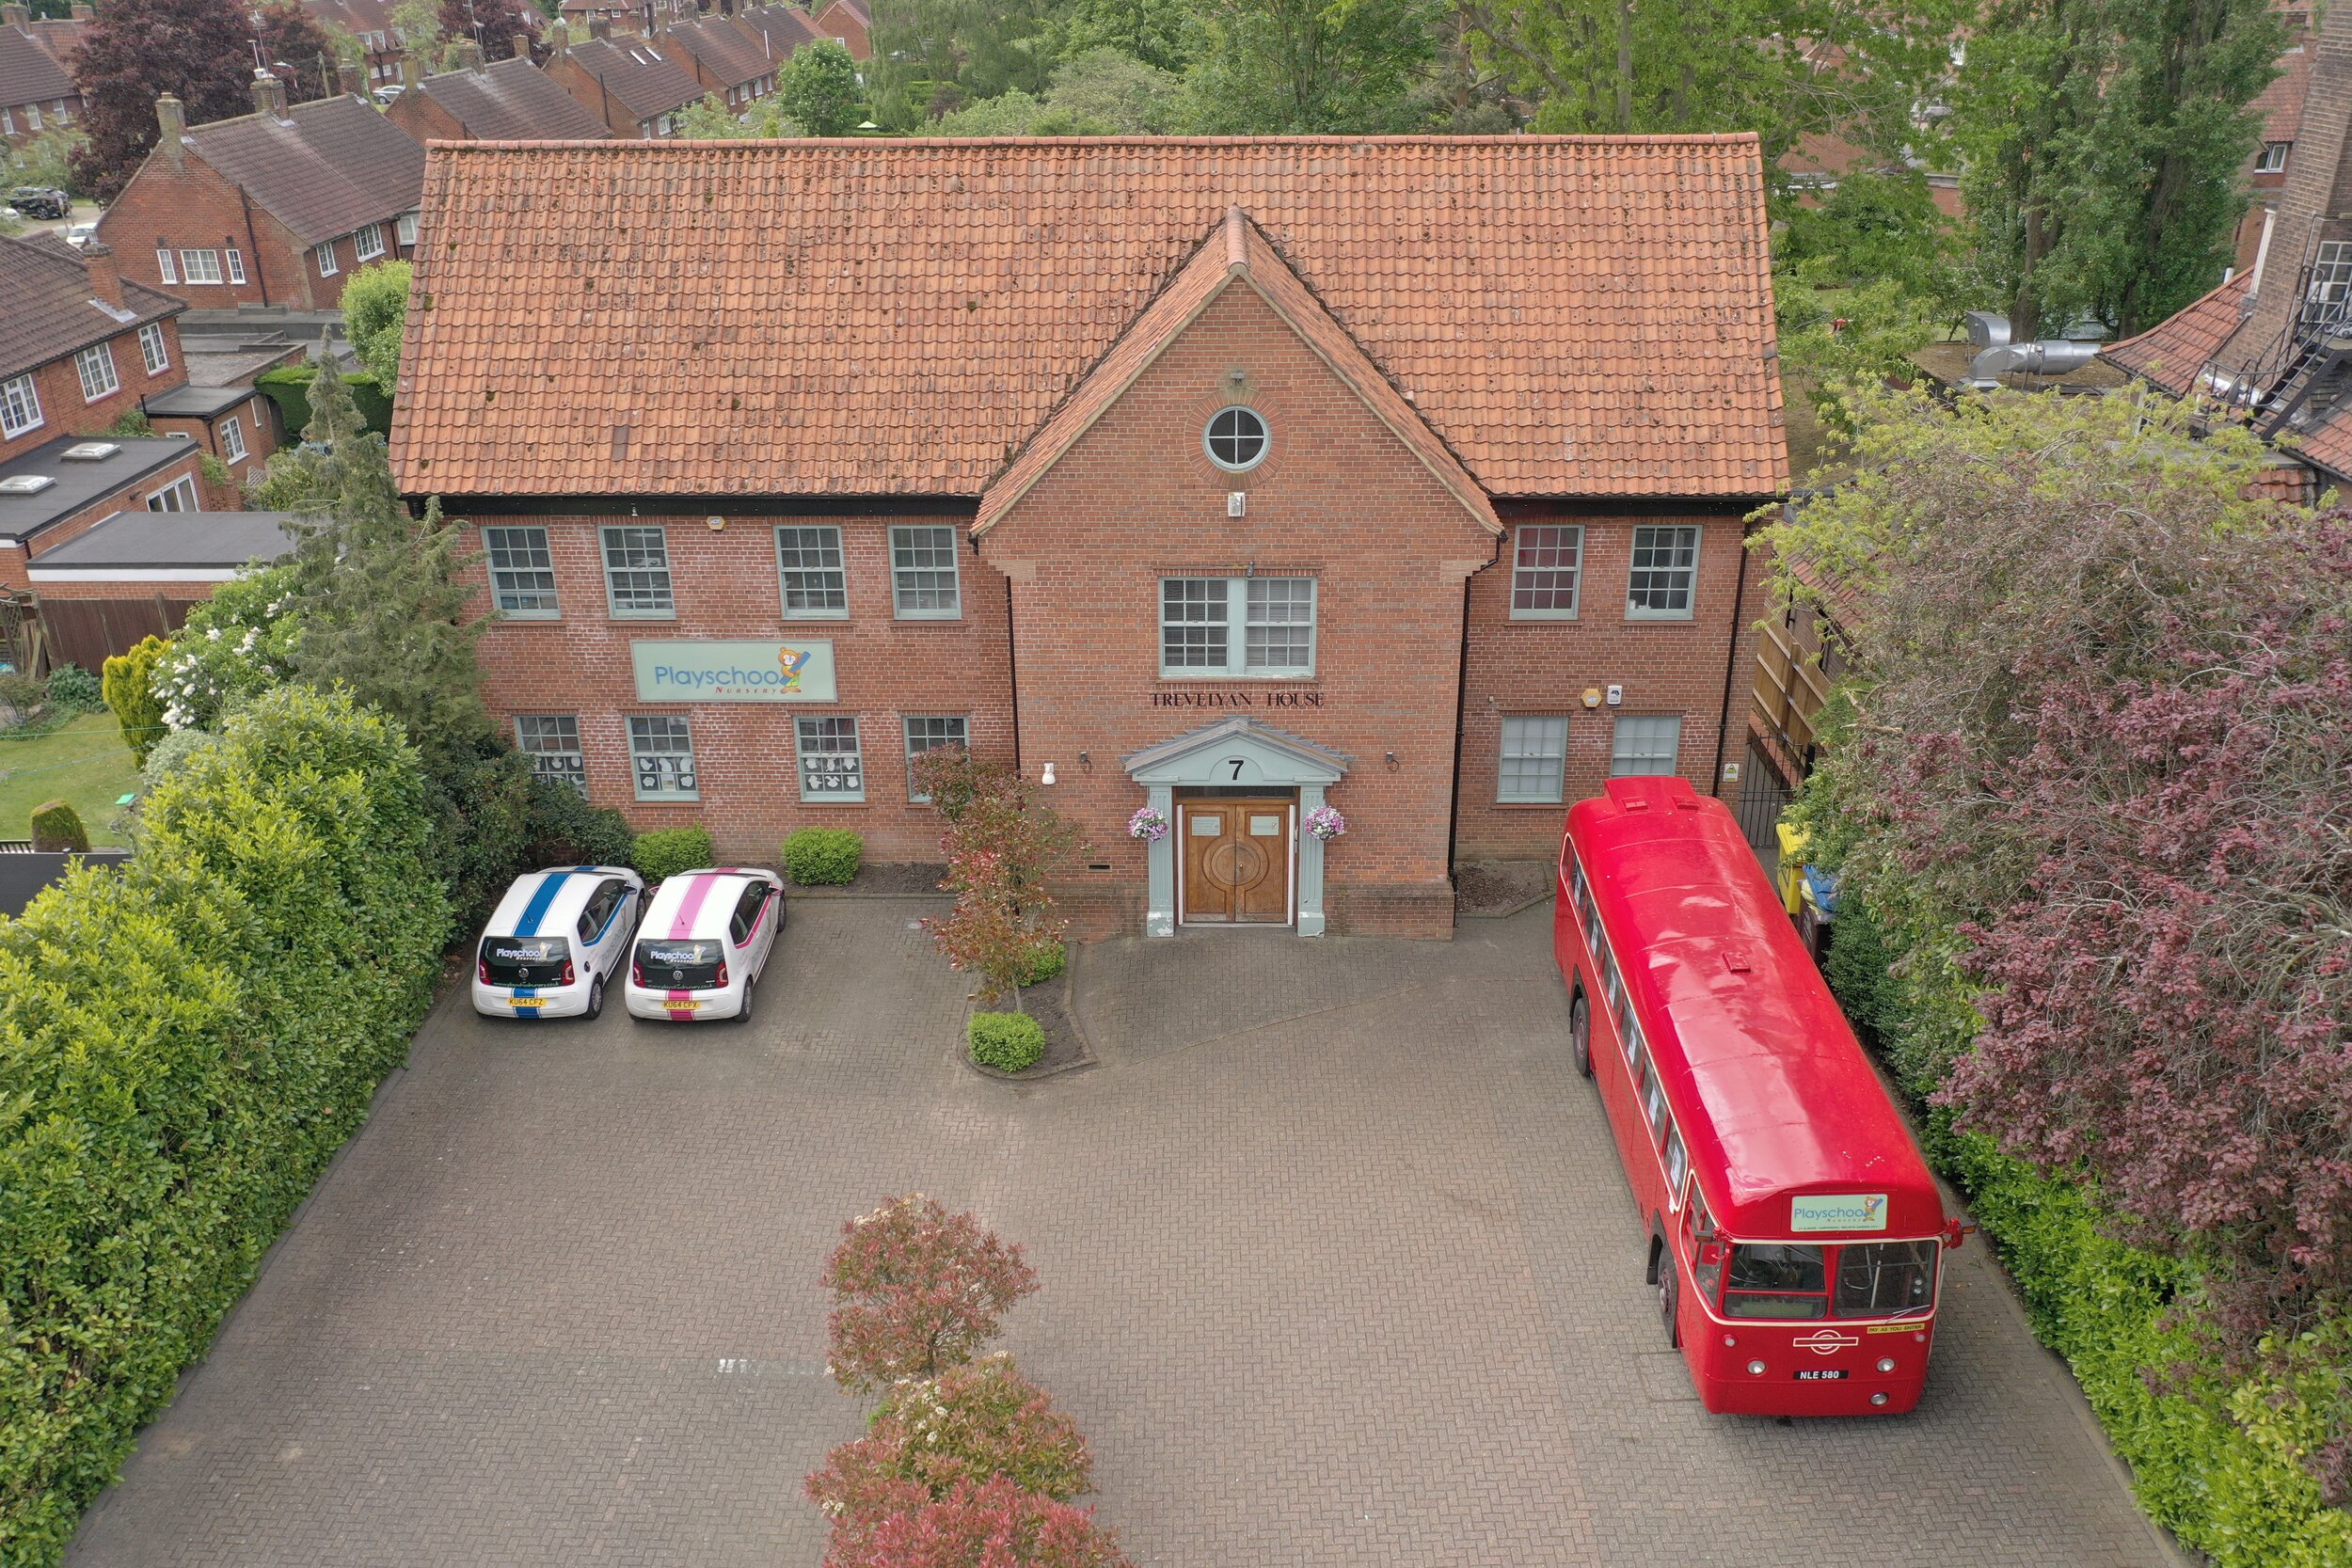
1203,406,1269,471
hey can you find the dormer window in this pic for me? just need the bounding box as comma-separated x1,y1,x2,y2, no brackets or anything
1204,405,1268,471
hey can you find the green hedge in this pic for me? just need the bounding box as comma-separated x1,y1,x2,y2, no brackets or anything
632,827,714,882
1018,941,1066,986
253,364,391,439
1824,898,2352,1566
0,689,450,1566
968,1010,1044,1072
782,826,861,885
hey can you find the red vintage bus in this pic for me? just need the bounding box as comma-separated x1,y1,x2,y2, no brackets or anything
1554,775,1962,1416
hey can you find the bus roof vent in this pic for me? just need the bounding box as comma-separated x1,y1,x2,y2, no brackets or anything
1621,796,1648,812
1723,949,1753,974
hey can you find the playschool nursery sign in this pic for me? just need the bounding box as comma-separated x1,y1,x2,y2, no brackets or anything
631,640,838,703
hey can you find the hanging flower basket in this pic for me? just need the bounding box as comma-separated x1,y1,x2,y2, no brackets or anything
1304,805,1346,842
1127,805,1170,843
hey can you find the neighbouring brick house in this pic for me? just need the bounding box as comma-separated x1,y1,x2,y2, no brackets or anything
545,24,703,137
809,0,866,58
0,3,76,145
98,76,425,311
301,0,404,91
656,11,777,110
731,2,820,64
387,49,612,141
392,137,1787,940
0,234,185,468
2231,8,2315,274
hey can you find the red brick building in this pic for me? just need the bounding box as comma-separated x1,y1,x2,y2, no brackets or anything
0,3,76,145
98,77,425,311
808,0,866,58
544,24,704,137
393,138,1788,939
387,51,612,142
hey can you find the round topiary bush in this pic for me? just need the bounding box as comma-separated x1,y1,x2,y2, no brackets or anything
967,1011,1045,1073
28,798,90,852
632,827,715,882
783,826,863,885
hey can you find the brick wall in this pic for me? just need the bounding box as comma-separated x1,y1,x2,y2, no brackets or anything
1455,504,1765,863
546,55,650,136
464,508,1014,864
978,285,1498,940
0,318,184,466
100,152,314,309
811,1,868,58
386,89,469,143
147,388,281,496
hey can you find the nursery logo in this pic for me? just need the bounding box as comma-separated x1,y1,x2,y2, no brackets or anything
1789,1193,1889,1233
632,640,837,703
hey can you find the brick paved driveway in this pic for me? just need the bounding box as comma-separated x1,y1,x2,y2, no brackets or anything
68,900,2174,1567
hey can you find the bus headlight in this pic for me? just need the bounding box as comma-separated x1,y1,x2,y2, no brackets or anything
1746,1359,1767,1376
1870,1392,1890,1406
1876,1357,1897,1373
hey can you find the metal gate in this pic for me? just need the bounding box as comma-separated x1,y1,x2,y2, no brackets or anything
1733,741,1795,869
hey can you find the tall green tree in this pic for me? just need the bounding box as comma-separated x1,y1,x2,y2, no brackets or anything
341,260,411,396
1952,0,2282,338
867,0,1059,128
777,38,865,136
1048,0,1192,73
1176,0,1444,134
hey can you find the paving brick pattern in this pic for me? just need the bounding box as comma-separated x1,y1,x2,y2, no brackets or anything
67,903,2170,1567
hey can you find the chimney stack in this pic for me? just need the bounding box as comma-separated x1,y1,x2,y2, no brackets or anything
548,19,569,59
514,30,533,61
154,93,187,165
81,241,121,309
588,16,611,40
0,4,29,29
250,69,288,119
401,51,420,89
454,37,484,70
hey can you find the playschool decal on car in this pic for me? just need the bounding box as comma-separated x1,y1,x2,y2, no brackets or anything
1789,1193,1888,1232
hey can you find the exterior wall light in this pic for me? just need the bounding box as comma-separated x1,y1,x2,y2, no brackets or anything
1041,762,1057,785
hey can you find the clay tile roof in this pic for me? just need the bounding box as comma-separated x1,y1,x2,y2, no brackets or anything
666,15,772,89
181,93,425,248
2254,41,2312,145
2285,402,2352,479
0,21,73,109
0,232,183,384
2102,270,2254,395
979,208,1499,535
417,56,611,140
562,36,704,120
392,136,1788,500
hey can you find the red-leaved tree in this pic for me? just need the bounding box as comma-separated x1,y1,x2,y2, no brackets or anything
252,0,341,103
807,1354,1092,1564
824,1195,1040,1393
68,0,256,200
914,747,1079,1007
843,1476,1130,1568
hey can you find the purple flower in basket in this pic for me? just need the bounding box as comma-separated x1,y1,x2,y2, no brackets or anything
1127,805,1170,843
1304,805,1346,842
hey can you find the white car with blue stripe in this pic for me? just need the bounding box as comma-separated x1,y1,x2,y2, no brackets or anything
472,865,645,1020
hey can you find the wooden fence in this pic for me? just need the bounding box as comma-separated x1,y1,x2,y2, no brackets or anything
33,594,204,673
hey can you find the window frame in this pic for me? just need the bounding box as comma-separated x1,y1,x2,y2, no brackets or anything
154,247,177,284
138,322,170,376
146,475,199,513
793,713,866,803
1158,576,1316,679
888,523,961,619
775,523,848,619
598,523,675,619
627,715,699,801
1508,523,1583,620
1496,713,1570,804
226,249,247,285
219,414,246,464
516,714,586,792
1609,714,1684,778
901,713,968,802
485,524,560,618
314,241,339,277
75,343,119,403
1626,523,1701,620
1203,404,1270,472
354,223,386,261
0,372,42,438
2258,140,2290,174
396,212,420,246
179,248,223,285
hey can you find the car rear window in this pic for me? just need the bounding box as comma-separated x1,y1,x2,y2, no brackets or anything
637,938,723,988
480,935,571,986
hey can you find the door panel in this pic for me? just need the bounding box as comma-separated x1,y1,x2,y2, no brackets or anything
1178,798,1293,925
1181,808,1230,922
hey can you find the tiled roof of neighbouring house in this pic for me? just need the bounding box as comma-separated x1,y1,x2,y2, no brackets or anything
0,233,183,384
2101,271,2255,396
664,15,774,90
2254,40,2312,146
391,136,1788,499
733,3,821,55
179,92,425,248
0,19,72,108
560,36,703,121
415,56,611,140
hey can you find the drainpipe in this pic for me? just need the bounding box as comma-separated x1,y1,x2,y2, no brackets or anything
1445,571,1470,878
1709,513,1756,800
235,188,269,305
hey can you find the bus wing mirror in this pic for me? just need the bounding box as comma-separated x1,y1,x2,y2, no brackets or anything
1942,1218,1978,1250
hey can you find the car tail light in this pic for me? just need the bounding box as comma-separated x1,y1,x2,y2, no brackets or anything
714,958,728,988
631,961,645,986
477,958,490,985
560,959,575,986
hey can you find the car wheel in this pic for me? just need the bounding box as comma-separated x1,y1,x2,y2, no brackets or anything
1569,992,1593,1080
1658,1258,1681,1348
585,976,604,1020
736,979,754,1025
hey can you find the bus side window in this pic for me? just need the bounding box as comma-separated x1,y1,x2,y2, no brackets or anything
1622,1011,1645,1069
1641,1062,1670,1145
1664,1123,1688,1200
1688,1190,1723,1302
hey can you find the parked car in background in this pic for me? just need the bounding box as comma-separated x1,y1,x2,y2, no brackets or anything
472,865,644,1021
373,86,403,104
62,223,97,248
625,868,785,1023
8,186,70,219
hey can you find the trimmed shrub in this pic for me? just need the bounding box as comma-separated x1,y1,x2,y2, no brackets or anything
0,688,448,1565
0,671,42,717
140,727,217,788
633,826,715,882
783,826,862,885
526,776,634,868
1019,942,1067,986
968,1010,1045,1073
42,664,102,714
26,799,88,852
100,636,168,764
853,1477,1130,1568
823,1194,1039,1394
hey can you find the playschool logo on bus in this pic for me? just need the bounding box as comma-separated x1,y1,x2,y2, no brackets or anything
631,640,838,704
1789,1193,1889,1233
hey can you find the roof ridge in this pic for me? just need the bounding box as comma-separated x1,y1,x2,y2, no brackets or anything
442,131,1769,152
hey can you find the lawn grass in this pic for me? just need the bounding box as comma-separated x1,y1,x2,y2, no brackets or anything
0,712,141,847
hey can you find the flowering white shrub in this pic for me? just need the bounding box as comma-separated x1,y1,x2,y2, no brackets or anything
153,564,302,733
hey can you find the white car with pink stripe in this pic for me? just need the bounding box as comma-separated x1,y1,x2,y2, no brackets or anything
625,867,786,1022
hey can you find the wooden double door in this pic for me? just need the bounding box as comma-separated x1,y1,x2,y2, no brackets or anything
1177,794,1295,926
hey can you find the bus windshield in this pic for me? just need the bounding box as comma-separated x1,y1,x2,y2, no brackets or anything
1718,1240,1941,1321
1722,1243,1826,1319
1834,1240,1939,1318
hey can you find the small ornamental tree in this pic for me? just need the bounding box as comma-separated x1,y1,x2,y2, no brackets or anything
823,1195,1039,1394
914,747,1081,1007
101,634,169,763
847,1476,1131,1568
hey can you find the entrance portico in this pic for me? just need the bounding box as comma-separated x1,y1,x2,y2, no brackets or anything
1125,718,1348,937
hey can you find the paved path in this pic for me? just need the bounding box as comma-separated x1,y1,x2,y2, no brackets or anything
67,902,2172,1567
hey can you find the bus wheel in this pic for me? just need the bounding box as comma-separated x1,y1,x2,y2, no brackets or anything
1658,1263,1680,1348
1569,993,1593,1079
